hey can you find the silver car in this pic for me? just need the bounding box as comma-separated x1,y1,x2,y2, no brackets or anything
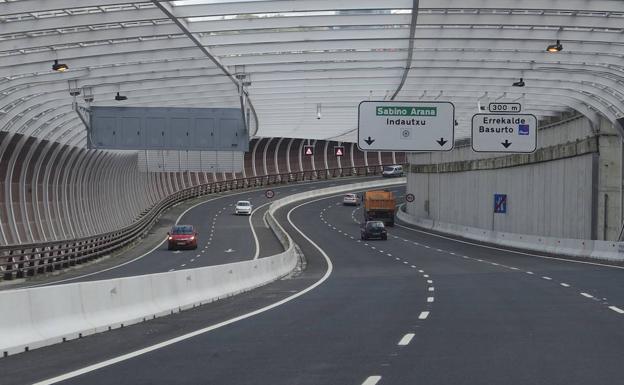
235,200,253,215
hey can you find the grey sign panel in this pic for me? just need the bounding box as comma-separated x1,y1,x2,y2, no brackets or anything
471,113,538,153
357,101,455,151
88,107,248,151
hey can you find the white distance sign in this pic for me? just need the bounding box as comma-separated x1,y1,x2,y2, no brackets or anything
471,114,538,153
358,101,455,151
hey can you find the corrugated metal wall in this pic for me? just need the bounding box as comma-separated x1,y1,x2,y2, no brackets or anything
0,135,403,246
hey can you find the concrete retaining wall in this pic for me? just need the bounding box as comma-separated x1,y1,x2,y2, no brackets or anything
0,177,405,357
405,115,624,240
397,209,624,262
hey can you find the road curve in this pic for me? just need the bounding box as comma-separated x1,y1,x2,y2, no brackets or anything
2,185,624,385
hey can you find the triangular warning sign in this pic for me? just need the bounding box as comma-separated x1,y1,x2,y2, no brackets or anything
304,147,313,156
335,147,344,156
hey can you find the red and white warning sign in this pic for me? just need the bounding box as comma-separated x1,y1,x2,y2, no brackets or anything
334,146,345,157
304,145,314,156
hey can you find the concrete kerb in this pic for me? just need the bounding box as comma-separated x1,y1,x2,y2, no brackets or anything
0,178,405,357
396,208,624,262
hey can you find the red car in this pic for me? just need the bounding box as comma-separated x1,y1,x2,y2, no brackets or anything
167,225,198,250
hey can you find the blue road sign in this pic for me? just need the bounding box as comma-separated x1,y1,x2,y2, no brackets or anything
518,124,530,135
494,194,507,213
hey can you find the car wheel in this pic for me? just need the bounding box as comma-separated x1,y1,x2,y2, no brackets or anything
382,235,387,240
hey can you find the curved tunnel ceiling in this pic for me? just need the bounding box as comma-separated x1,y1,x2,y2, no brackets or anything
1,0,623,146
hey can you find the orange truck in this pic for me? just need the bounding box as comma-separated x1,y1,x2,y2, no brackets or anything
363,190,396,226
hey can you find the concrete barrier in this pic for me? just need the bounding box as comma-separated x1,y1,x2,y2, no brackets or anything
397,208,624,262
0,177,405,357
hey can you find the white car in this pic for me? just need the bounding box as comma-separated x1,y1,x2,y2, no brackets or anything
235,200,253,215
382,165,404,177
343,193,361,206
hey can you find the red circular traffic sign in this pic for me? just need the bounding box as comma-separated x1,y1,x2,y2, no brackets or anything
265,189,275,199
405,193,415,203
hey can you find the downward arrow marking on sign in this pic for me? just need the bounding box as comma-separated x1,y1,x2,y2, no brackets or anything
436,138,448,147
364,137,375,145
502,140,512,148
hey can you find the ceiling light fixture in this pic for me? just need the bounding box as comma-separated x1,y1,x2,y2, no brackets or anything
52,59,68,72
546,40,563,53
115,92,127,101
512,78,525,87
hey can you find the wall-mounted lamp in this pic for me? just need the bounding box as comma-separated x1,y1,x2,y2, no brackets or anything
512,78,525,87
546,40,563,53
52,59,68,72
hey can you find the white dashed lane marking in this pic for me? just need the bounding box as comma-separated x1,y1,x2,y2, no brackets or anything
609,306,624,314
427,297,435,303
428,287,435,292
418,311,430,320
397,333,415,346
580,292,593,299
361,376,382,385
560,283,570,287
542,276,552,280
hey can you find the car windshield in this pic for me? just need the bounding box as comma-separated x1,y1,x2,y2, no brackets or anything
367,222,385,229
237,201,250,206
384,166,397,172
171,226,193,235
345,194,355,198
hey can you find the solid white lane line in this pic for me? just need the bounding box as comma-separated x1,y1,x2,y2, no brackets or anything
33,190,339,385
398,333,415,346
397,222,624,270
609,306,624,314
542,276,552,280
580,292,593,298
560,283,570,287
250,201,272,260
362,376,382,385
419,311,430,320
427,297,434,303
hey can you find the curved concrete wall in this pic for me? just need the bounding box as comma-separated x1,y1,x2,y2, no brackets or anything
0,134,405,246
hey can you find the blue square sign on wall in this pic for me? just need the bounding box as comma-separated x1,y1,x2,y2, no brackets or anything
494,194,507,214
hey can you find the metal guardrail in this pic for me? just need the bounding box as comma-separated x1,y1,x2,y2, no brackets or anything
0,165,397,280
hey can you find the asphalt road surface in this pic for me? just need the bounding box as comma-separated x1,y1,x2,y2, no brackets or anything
2,184,624,385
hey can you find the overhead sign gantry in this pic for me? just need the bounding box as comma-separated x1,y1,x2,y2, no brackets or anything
358,101,455,152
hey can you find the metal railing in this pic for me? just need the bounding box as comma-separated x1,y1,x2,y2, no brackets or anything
0,165,397,280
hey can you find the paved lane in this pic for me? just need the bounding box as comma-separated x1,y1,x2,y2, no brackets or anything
4,184,624,385
14,177,376,287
